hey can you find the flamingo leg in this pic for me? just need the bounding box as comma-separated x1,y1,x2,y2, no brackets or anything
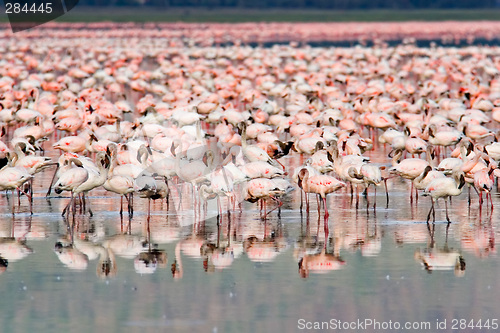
277,198,281,219
432,200,435,222
227,196,232,219
80,193,84,215
445,199,450,223
468,185,471,207
72,192,77,217
323,196,329,220
29,178,33,206
355,185,359,209
384,178,389,208
323,196,329,241
9,190,14,215
489,192,493,211
164,179,170,212
148,198,151,221
87,200,93,217
17,187,33,215
305,192,309,213
125,193,133,217
62,191,74,217
203,197,208,217
299,189,303,213
177,183,184,211
217,196,221,218
263,199,267,220
366,186,370,212
167,190,171,212
62,200,70,216
265,196,283,218
274,158,286,172
426,198,435,224
410,182,414,205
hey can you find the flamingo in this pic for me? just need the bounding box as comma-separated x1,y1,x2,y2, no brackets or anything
297,168,345,233
134,173,169,221
360,164,388,209
208,168,235,218
238,122,280,168
329,146,366,207
245,178,285,219
173,144,214,210
405,136,427,157
103,175,135,216
413,166,446,193
53,158,89,216
0,166,33,214
473,166,495,211
426,124,463,158
70,152,110,216
389,148,431,203
423,173,466,223
240,161,284,179
307,149,334,174
53,136,87,154
9,141,53,182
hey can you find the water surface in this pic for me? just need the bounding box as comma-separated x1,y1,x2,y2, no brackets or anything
0,158,499,333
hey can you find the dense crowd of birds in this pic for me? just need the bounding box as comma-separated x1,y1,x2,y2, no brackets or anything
5,21,500,46
1,27,500,233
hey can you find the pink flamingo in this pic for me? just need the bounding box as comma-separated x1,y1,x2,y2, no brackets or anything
297,168,345,235
245,178,285,219
473,166,494,211
104,175,135,216
423,173,466,223
0,166,33,214
389,149,431,203
53,158,89,216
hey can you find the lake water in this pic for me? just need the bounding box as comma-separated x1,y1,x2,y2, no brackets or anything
0,150,499,333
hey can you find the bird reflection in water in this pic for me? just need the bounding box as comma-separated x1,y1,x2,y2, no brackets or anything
134,212,167,275
54,214,93,271
96,247,117,278
243,231,287,263
298,249,345,279
0,216,34,269
0,238,33,264
134,249,167,275
71,235,118,278
0,256,7,274
414,222,466,276
54,238,89,270
460,214,496,258
200,213,243,273
295,214,345,278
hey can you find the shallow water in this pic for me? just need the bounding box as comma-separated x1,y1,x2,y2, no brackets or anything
0,154,499,333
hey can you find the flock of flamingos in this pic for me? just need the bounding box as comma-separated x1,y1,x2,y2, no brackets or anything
0,22,499,275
